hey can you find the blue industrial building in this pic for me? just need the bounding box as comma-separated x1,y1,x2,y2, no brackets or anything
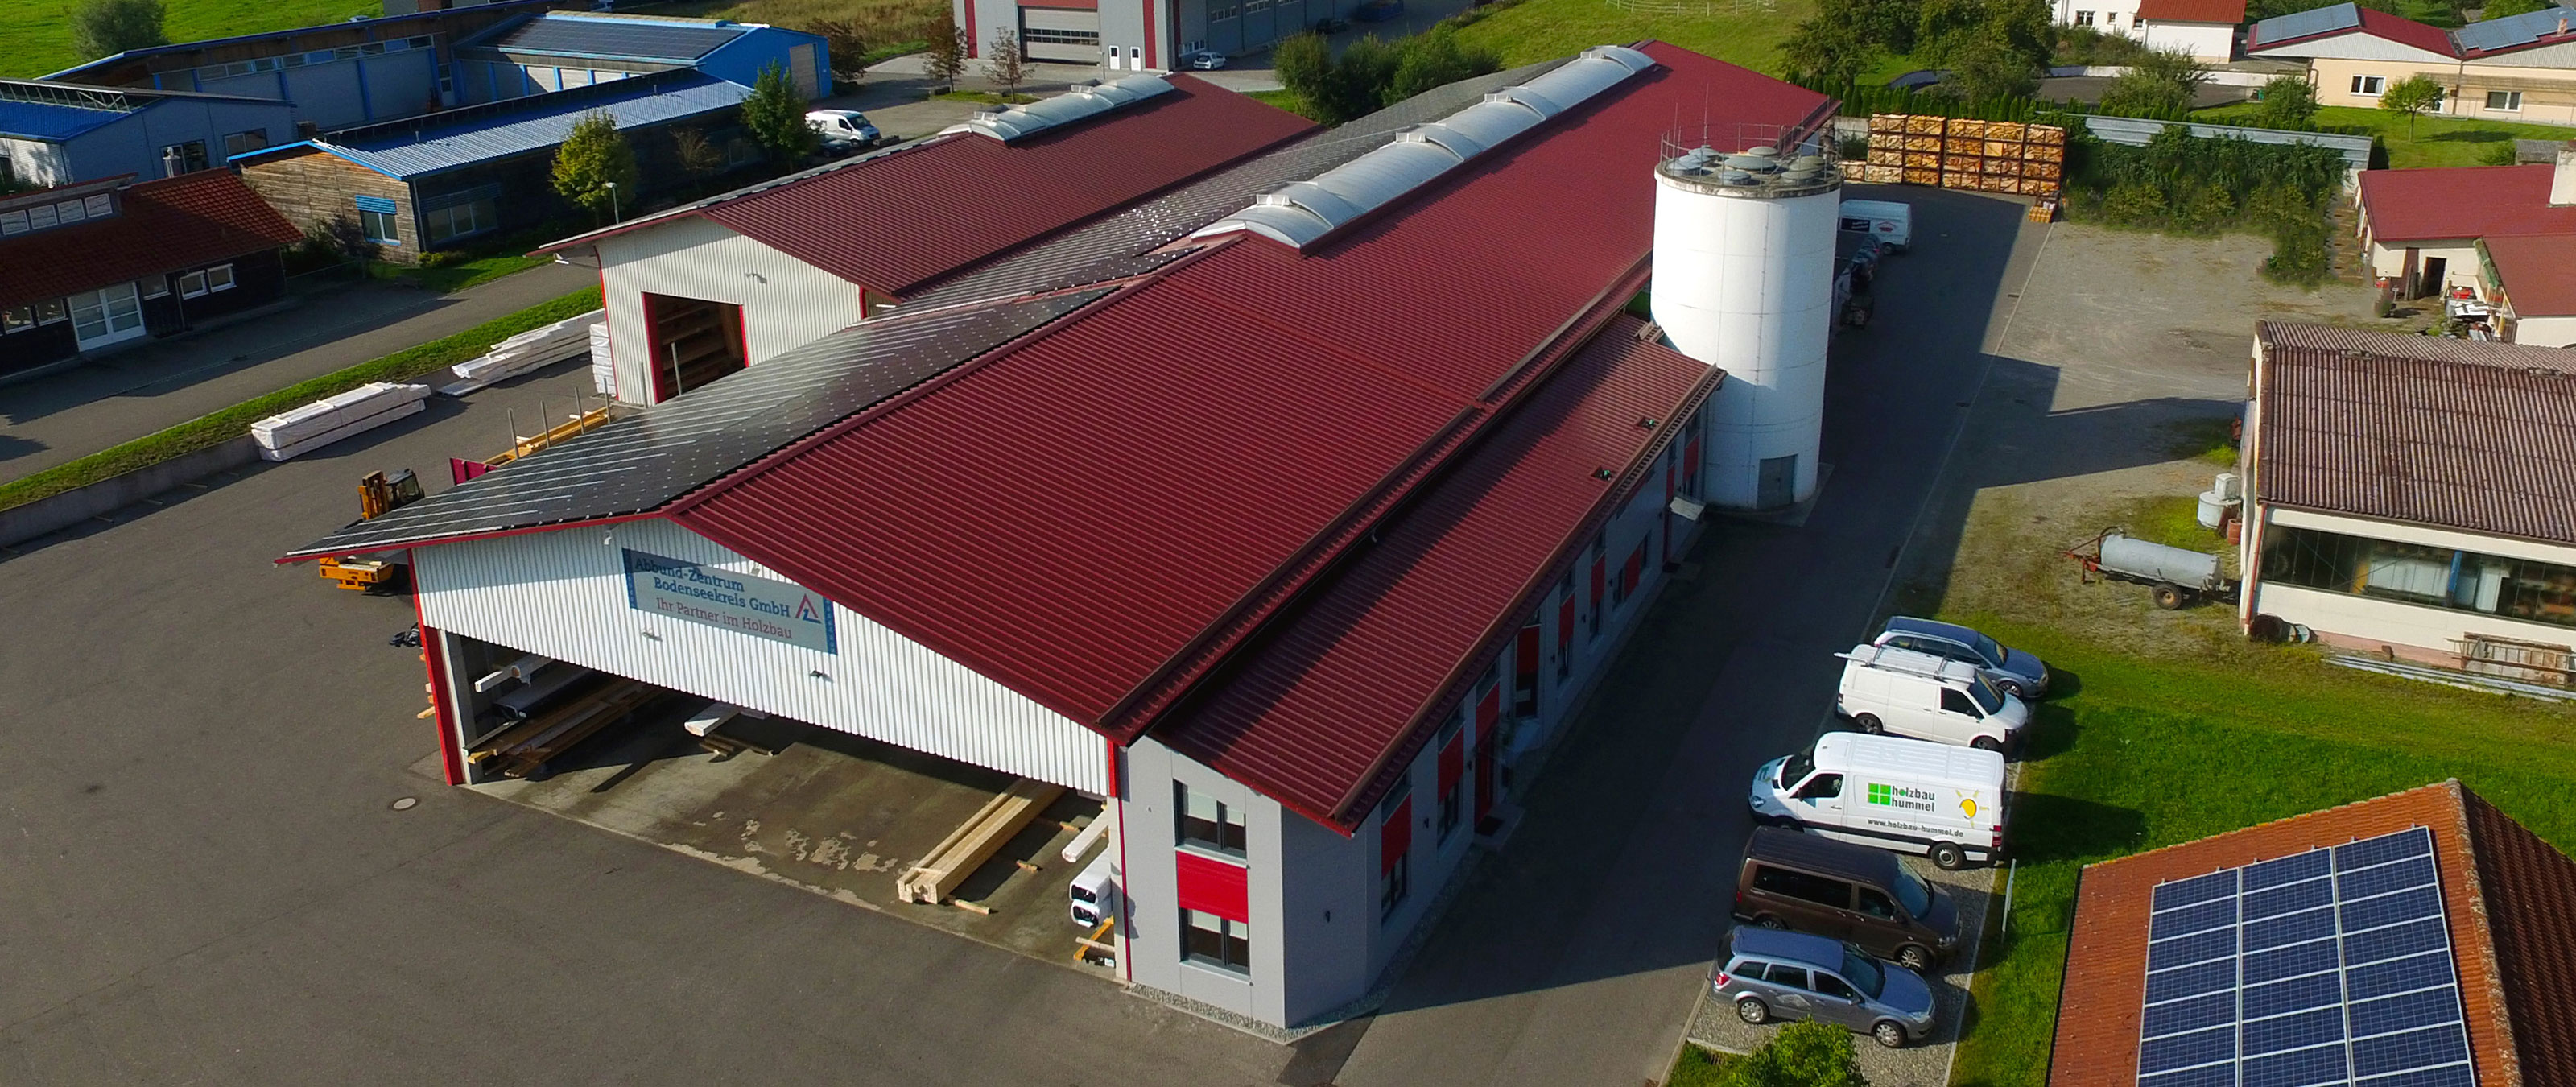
451,11,832,103
0,80,301,189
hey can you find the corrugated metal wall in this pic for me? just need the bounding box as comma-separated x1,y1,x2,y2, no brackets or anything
415,517,1110,793
594,215,867,404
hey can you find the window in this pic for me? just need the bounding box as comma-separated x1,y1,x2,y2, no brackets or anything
68,283,143,345
222,129,270,158
2,305,30,333
1751,865,1852,908
204,263,233,292
2103,11,2118,26
1434,723,1464,841
1587,533,1606,640
1175,783,1247,856
1616,541,1646,604
423,192,498,245
2075,10,2095,23
160,140,209,175
1813,972,1860,1001
2261,524,2576,630
1023,27,1100,44
2487,90,2522,112
1792,772,1843,800
142,275,167,299
1941,688,1980,717
1856,887,1899,920
177,265,236,297
35,299,67,324
1554,571,1574,680
1379,790,1412,919
1763,964,1812,990
2351,75,2386,97
358,207,401,244
1181,908,1250,973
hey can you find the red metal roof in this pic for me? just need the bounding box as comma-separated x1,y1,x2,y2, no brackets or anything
2135,0,2245,24
2483,233,2576,316
2050,783,2539,1087
0,170,303,307
700,76,1314,296
2359,164,2576,243
671,44,1829,775
1157,317,1718,829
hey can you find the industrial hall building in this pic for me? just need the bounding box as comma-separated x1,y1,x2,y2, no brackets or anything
288,43,1842,1029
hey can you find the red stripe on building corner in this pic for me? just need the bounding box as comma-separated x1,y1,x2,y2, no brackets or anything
1379,796,1412,874
411,553,466,787
1174,849,1249,921
1436,732,1463,796
1141,0,1158,68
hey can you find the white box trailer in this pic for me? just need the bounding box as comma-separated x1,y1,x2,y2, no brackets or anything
1749,732,2005,870
1838,199,1913,251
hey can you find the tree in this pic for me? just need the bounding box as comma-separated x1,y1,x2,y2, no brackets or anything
806,18,867,82
985,28,1027,97
551,110,638,222
1714,1022,1869,1087
1385,27,1499,105
924,11,968,89
2253,73,2319,130
670,126,723,182
1272,32,1338,118
70,0,166,60
2479,0,2549,16
2097,48,2207,118
2378,73,2445,134
1936,24,2040,102
741,61,816,162
1780,16,1880,85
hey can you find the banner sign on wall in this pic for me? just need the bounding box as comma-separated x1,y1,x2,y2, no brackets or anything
621,548,837,654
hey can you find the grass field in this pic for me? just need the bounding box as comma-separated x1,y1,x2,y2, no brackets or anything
1941,620,2576,1086
2,0,379,80
1447,0,1811,73
2194,102,2576,169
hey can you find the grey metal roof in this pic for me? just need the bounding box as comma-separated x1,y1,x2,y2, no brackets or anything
2081,115,2373,172
2256,324,2576,545
895,57,1571,310
461,13,745,62
287,290,1107,559
2251,2,2362,45
317,71,749,179
2454,5,2576,52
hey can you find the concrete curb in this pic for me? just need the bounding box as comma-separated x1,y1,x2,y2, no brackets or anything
0,434,258,551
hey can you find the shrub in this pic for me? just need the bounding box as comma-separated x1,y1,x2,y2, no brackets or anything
2377,73,2444,134
1277,27,1496,124
70,0,165,60
2170,181,2235,234
550,110,638,220
1717,1022,1869,1087
2252,74,2318,130
2097,48,2207,120
2101,181,2169,226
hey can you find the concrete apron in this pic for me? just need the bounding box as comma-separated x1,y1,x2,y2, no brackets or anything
436,699,1115,971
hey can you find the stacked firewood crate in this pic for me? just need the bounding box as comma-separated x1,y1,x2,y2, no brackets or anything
1849,114,2065,196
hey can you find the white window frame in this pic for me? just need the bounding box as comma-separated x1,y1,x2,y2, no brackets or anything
1179,908,1251,973
204,263,233,292
178,271,208,299
2486,90,2521,112
67,282,144,347
2075,10,2095,23
2351,75,2385,97
358,206,401,244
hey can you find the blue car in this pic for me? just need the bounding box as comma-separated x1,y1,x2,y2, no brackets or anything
1873,616,2049,698
1711,927,1937,1048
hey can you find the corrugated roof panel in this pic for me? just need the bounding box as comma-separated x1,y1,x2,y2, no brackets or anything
1158,317,1719,828
2256,333,2576,544
0,98,130,140
2454,4,2576,52
324,72,750,179
702,75,1315,295
469,13,745,61
2251,2,2363,46
2358,163,2576,242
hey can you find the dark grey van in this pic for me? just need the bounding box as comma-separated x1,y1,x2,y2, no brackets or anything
1734,826,1959,971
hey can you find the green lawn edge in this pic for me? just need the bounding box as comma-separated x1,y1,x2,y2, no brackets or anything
0,287,604,515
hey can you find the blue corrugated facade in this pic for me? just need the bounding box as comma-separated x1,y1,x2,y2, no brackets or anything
0,85,299,189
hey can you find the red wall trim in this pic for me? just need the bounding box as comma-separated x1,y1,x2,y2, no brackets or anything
1142,0,1158,68
1379,797,1412,874
1436,733,1463,796
411,556,466,786
1174,849,1249,921
1111,740,1133,981
965,0,980,58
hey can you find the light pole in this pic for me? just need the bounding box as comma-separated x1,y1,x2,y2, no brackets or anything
605,180,620,224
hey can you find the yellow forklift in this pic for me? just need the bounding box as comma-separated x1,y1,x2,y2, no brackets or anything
318,469,423,593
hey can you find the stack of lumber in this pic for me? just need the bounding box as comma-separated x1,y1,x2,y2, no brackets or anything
250,382,431,461
588,320,614,397
467,676,654,779
441,308,606,395
898,779,1066,905
1861,115,2065,196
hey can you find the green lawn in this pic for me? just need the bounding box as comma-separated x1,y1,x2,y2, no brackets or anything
368,250,555,295
1448,0,1811,72
2194,102,2576,169
1943,619,2576,1087
2,0,380,79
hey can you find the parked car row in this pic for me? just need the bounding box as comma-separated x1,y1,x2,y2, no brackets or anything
1716,617,2051,1049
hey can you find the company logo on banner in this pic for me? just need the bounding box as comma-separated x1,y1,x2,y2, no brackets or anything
621,548,836,654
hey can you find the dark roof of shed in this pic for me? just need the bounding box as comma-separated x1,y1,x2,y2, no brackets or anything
2049,782,2557,1087
2254,322,2576,544
0,170,302,307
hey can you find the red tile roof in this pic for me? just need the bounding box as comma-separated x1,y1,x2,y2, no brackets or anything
0,170,302,307
2136,0,2245,24
2483,233,2576,317
2359,163,2576,243
2050,783,2545,1087
699,76,1314,296
668,45,1830,821
1156,317,1718,828
2253,324,2576,544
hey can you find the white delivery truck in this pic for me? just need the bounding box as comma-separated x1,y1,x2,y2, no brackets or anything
1835,643,2028,753
1749,732,2006,870
1838,199,1913,251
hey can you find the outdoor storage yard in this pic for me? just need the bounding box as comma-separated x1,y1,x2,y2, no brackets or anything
1890,222,2576,1085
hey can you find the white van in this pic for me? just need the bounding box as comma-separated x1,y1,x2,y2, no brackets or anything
1835,643,2028,753
1838,199,1912,251
1749,732,2006,870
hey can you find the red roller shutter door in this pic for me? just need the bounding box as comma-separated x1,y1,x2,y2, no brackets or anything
1174,850,1249,922
1473,687,1500,824
1380,797,1412,874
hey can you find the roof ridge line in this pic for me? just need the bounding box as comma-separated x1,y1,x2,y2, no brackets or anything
2442,781,2525,1087
2083,780,2462,874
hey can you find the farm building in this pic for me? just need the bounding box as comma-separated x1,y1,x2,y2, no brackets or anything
2352,147,2576,300
2240,322,2576,682
284,43,1844,1029
0,79,299,190
0,171,304,382
2248,2,2576,124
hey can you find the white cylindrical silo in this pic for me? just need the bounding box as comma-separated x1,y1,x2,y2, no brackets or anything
1649,146,1840,510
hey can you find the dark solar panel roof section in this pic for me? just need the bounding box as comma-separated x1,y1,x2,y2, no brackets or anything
894,59,1571,312
285,291,1105,560
2136,826,2479,1087
477,16,743,61
2253,2,2363,43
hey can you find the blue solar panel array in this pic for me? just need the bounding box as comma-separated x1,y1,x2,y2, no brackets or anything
2136,826,2479,1087
2252,2,2363,46
2453,5,2576,52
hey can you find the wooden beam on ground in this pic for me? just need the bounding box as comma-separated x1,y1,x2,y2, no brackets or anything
896,779,1065,905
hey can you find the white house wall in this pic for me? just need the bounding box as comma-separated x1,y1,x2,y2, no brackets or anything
0,138,70,188
2143,22,2236,60
2510,313,2576,347
593,214,866,403
2245,505,2576,656
2255,35,2455,62
413,516,1109,793
1119,738,1296,1023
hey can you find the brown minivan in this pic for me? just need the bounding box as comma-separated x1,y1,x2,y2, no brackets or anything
1734,826,1959,972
